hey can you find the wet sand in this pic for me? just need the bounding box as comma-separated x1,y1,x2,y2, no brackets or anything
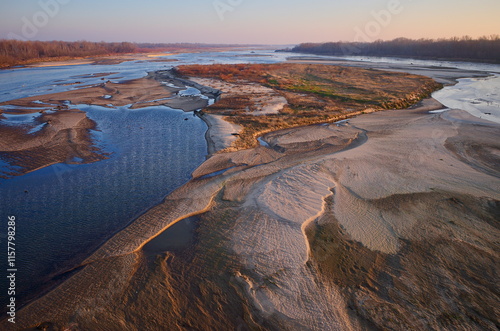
202,114,242,154
0,74,182,110
0,110,106,178
1,64,499,330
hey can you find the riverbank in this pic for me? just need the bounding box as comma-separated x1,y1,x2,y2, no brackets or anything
3,62,499,330
0,42,265,69
286,56,496,84
8,96,499,330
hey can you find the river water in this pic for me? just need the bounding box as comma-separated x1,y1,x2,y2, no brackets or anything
0,50,290,309
433,74,500,124
0,50,498,311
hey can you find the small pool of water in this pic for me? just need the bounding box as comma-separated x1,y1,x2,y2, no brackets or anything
0,112,42,125
27,122,47,134
179,87,202,97
142,215,200,255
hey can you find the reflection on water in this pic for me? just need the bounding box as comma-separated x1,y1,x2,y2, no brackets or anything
179,87,202,97
433,74,500,124
0,112,42,125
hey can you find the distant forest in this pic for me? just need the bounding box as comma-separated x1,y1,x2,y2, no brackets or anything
288,36,500,63
0,40,139,67
0,40,247,68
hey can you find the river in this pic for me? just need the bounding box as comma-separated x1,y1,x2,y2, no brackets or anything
0,50,498,311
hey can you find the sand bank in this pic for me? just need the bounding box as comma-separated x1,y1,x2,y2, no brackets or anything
176,63,441,151
202,114,242,154
0,74,181,110
286,56,494,85
7,92,499,330
2,61,499,330
0,110,106,178
189,77,288,115
19,52,179,68
0,71,216,178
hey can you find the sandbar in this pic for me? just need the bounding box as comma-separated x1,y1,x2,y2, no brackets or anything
2,63,499,331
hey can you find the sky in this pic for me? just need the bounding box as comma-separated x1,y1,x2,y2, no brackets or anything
0,0,499,44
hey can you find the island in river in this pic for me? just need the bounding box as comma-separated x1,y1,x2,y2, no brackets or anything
0,61,499,330
0,63,439,177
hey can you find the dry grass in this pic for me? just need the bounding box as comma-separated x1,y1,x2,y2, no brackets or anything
177,63,442,150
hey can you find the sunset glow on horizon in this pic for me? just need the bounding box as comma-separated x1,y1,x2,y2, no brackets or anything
1,0,499,44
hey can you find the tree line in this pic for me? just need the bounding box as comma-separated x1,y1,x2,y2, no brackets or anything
287,36,500,63
0,40,138,67
0,40,253,68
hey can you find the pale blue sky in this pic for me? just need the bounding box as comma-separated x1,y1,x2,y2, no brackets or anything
0,0,499,43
